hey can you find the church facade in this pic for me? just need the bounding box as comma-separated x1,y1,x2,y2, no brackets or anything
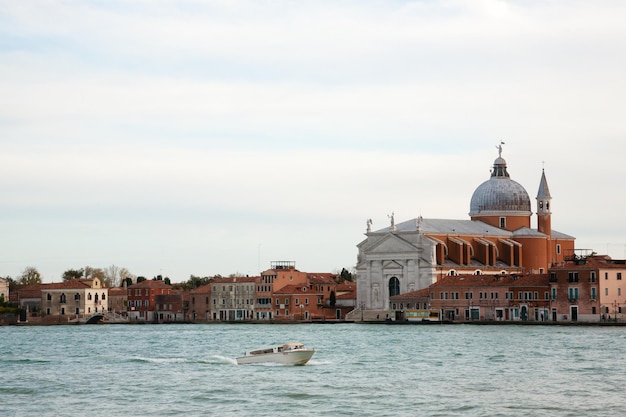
354,147,575,317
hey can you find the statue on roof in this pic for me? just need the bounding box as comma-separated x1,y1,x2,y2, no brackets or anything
388,212,395,231
366,218,372,233
496,140,505,157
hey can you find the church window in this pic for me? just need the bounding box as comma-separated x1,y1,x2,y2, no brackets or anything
539,201,543,209
388,277,400,297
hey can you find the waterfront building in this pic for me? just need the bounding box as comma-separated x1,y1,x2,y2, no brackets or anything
548,254,624,322
353,146,575,320
0,277,8,302
154,291,186,322
189,283,212,321
272,284,322,320
389,288,431,320
126,279,173,321
334,281,357,319
428,274,551,322
107,287,127,316
255,262,347,321
210,276,257,321
40,278,108,317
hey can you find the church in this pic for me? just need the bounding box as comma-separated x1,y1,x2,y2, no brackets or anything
354,145,575,316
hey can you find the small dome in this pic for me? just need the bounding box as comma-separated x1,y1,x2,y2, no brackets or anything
469,156,531,216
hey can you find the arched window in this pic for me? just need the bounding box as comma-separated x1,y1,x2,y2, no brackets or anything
60,293,67,304
74,293,80,301
102,293,106,300
47,293,52,301
94,293,99,302
389,277,400,297
88,293,92,301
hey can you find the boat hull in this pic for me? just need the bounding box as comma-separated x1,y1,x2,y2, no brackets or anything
236,349,315,365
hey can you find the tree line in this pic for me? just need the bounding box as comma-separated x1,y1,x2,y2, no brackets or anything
4,265,355,293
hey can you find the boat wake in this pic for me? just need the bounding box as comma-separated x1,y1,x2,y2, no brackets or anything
209,355,238,365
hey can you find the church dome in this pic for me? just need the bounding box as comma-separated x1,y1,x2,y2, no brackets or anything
469,153,531,216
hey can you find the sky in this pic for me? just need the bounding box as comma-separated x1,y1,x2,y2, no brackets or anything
1,0,626,283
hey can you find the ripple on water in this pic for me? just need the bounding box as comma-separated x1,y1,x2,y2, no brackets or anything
2,324,626,417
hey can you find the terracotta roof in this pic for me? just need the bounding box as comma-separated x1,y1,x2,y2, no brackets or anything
273,284,320,295
432,273,550,289
108,287,127,296
129,280,173,289
390,287,430,300
190,283,213,294
44,279,91,290
307,273,336,284
336,282,356,292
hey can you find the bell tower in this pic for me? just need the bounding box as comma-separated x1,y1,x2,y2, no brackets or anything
536,169,552,236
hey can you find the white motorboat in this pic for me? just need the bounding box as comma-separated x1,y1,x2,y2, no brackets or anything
236,342,315,365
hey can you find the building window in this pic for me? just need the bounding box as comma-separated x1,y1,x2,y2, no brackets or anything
74,293,80,301
606,288,609,296
605,272,609,280
619,288,622,297
568,272,579,283
591,287,597,300
389,277,400,297
618,273,623,281
47,293,52,301
568,288,579,300
551,288,557,300
590,272,596,282
500,217,506,228
556,244,561,255
295,298,299,305
285,298,289,306
276,310,280,316
60,293,67,304
276,298,280,305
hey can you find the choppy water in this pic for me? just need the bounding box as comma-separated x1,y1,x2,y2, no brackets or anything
2,323,626,417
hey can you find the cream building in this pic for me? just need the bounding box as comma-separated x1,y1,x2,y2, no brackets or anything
0,277,8,302
42,278,108,317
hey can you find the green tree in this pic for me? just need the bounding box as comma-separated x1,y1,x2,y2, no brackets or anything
339,268,354,282
18,267,42,286
136,276,147,283
62,268,84,281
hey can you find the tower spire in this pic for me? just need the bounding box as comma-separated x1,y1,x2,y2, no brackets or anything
536,168,552,235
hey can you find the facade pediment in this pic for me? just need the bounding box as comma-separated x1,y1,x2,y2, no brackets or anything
365,233,420,254
382,260,404,270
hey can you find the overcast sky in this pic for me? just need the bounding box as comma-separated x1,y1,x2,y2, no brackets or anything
2,0,626,283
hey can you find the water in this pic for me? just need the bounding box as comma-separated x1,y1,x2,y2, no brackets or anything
2,323,626,417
